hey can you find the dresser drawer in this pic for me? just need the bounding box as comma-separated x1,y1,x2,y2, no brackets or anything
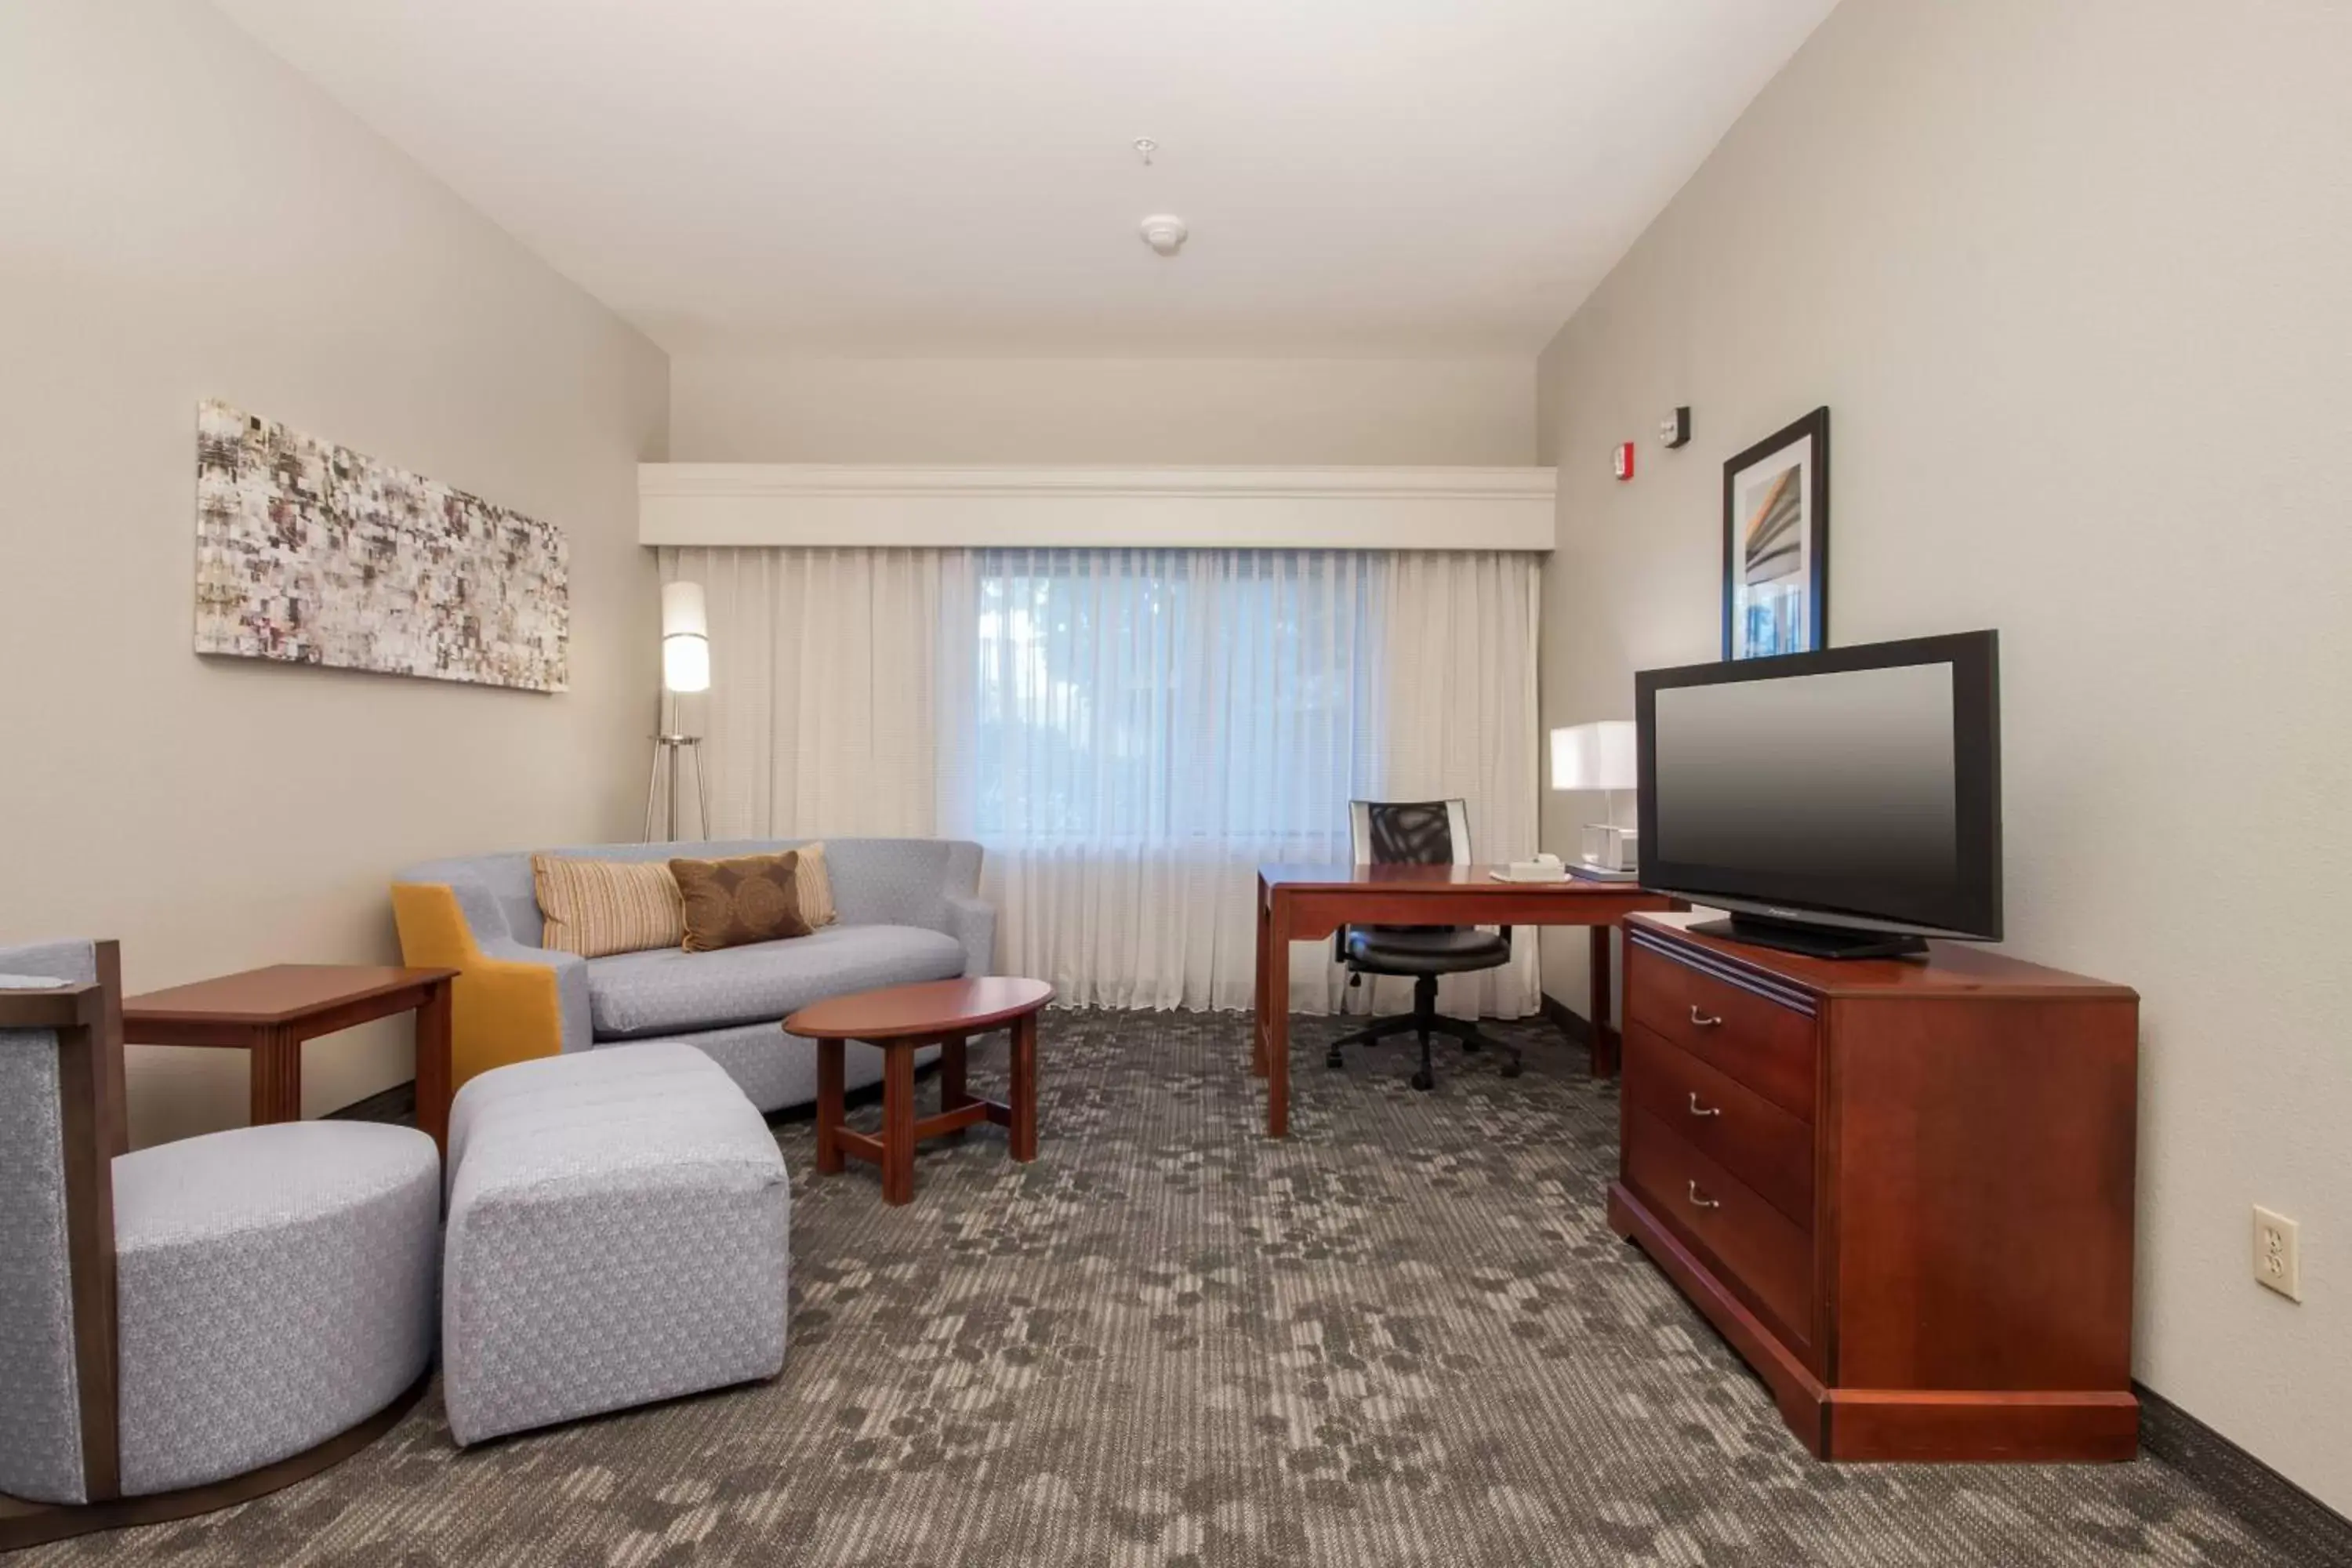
1627,946,1817,1119
1624,1109,1815,1347
1623,1023,1815,1226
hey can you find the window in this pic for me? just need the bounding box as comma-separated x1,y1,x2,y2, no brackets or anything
959,549,1379,850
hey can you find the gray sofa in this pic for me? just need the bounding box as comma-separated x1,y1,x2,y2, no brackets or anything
392,837,992,1113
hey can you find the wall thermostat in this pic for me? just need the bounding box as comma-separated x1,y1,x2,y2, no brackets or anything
1660,406,1692,448
1613,441,1635,481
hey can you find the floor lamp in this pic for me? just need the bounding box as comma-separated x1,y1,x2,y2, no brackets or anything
645,580,712,842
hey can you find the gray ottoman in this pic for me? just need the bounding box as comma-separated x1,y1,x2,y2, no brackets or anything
441,1043,789,1447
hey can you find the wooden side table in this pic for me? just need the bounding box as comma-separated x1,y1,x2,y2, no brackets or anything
786,976,1052,1206
123,964,459,1149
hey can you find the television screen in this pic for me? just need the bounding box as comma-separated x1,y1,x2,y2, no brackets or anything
1635,632,2000,952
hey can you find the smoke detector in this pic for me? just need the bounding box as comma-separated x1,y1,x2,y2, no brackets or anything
1139,214,1189,257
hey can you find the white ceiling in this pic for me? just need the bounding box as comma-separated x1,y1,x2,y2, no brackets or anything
212,0,1836,358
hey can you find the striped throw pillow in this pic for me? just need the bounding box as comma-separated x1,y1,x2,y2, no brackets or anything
532,855,685,958
793,841,839,929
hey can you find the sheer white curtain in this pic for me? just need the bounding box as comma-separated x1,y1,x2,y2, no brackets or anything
1367,550,1544,1019
936,548,1380,1012
662,546,942,838
659,545,1540,1017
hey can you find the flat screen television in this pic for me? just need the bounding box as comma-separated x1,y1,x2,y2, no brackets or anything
1635,630,2001,959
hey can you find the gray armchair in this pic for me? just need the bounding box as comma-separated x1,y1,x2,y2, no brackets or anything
0,941,438,1550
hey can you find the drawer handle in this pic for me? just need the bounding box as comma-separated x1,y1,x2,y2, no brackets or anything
1687,1093,1721,1119
1686,1181,1721,1210
1688,1005,1723,1028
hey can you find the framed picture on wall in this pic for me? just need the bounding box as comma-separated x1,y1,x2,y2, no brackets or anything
1722,406,1829,659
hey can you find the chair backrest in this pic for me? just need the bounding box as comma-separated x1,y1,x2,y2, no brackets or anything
0,939,123,1506
1348,800,1472,866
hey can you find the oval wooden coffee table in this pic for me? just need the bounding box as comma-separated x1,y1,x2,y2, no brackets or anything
786,976,1053,1206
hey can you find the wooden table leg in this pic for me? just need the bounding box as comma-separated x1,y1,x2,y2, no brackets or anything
250,1024,303,1125
882,1043,916,1205
1008,1011,1038,1163
1589,924,1617,1078
940,1033,968,1110
1265,893,1290,1138
414,979,452,1153
815,1038,844,1175
1252,876,1272,1078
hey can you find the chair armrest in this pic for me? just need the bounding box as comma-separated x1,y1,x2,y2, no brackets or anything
393,884,591,1096
942,893,996,977
0,983,103,1029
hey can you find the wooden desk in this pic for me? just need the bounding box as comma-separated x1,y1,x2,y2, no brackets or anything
1253,864,1674,1137
123,964,459,1150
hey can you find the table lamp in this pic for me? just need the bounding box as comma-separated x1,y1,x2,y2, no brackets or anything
1549,720,1639,873
646,581,712,840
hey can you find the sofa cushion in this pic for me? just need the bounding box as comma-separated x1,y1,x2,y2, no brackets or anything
111,1122,438,1496
585,923,967,1040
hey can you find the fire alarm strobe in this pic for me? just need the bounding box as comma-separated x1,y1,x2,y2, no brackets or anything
1660,406,1691,448
1613,441,1636,481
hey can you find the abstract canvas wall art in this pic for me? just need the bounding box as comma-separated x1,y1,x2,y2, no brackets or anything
1722,406,1830,660
194,400,568,691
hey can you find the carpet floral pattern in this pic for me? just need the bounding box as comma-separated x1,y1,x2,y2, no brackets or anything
18,1011,2300,1566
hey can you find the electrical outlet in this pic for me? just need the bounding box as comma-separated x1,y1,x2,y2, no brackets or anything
2253,1206,2302,1301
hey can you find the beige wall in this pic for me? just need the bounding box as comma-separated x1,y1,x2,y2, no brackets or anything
1535,0,2350,1508
0,1,670,1148
672,354,1536,464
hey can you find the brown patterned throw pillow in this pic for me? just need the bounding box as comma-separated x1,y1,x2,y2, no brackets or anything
533,855,684,958
670,851,813,953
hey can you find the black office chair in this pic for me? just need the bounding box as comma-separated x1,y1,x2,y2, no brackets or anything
1327,798,1521,1091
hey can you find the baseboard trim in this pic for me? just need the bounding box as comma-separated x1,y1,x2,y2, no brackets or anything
2134,1381,2352,1561
1540,993,1593,1047
324,1080,416,1126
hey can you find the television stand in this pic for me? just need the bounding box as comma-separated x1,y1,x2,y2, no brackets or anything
1690,913,1929,960
1613,913,2140,1461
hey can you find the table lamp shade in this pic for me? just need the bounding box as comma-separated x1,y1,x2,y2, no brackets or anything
662,581,711,694
1550,720,1636,793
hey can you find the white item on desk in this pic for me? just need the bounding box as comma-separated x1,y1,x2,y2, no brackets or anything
1580,823,1639,873
1493,853,1568,884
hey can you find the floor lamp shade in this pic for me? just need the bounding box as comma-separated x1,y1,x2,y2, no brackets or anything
649,582,712,840
1550,720,1636,793
662,581,711,694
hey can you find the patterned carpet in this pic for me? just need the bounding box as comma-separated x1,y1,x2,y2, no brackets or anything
20,1011,2302,1566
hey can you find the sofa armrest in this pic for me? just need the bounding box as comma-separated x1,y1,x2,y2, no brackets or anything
942,892,996,978
392,884,591,1098
477,935,593,1051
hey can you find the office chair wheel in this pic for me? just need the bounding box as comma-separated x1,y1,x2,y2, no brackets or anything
1461,1035,1483,1053
1499,1057,1525,1080
1410,1068,1435,1092
1326,1046,1345,1070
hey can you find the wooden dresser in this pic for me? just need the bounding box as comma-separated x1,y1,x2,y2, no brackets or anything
1610,913,2140,1462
